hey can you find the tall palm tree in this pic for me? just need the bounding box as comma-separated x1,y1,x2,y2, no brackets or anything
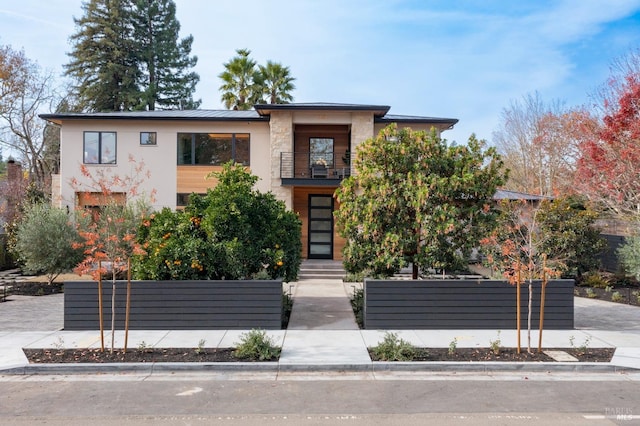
257,61,296,104
218,48,260,110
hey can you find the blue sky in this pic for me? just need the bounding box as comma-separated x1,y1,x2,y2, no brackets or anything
2,0,640,144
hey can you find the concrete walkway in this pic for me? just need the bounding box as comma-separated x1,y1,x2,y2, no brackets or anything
1,279,640,375
287,279,359,330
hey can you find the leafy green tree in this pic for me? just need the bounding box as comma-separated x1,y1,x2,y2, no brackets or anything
131,0,200,110
133,162,302,281
66,0,140,111
335,124,507,279
13,203,84,285
537,196,606,277
256,61,296,104
218,49,261,110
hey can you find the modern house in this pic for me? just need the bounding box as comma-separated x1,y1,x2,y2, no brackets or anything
40,103,458,261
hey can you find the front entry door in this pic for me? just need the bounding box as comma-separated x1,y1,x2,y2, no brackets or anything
308,195,333,259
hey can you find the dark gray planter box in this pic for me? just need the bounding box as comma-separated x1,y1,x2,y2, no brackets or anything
364,279,574,329
64,280,283,330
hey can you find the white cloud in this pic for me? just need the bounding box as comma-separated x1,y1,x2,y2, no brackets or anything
1,0,640,144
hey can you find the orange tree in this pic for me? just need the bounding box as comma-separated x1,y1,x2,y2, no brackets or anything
335,124,507,279
132,162,302,281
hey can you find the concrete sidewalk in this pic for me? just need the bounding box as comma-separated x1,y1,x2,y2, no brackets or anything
1,279,640,375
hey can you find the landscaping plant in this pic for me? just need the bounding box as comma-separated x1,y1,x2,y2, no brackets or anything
481,196,603,353
233,329,281,361
133,162,302,282
335,124,507,279
13,202,84,285
72,157,154,353
370,332,416,361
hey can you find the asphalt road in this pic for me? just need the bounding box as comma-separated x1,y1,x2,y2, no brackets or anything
1,374,639,425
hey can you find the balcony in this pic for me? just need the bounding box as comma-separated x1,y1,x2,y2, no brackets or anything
280,152,353,186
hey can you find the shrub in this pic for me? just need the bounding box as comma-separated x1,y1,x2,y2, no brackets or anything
580,272,609,289
132,163,302,281
349,286,364,328
281,291,293,328
536,196,606,277
370,332,416,361
233,329,281,361
13,203,84,285
611,291,624,302
618,236,640,281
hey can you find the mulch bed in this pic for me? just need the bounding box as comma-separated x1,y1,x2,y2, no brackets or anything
24,347,614,364
369,347,615,362
7,282,64,296
23,348,275,363
574,286,640,306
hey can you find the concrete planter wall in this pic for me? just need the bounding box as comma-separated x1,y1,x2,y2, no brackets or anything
64,280,283,330
364,279,574,329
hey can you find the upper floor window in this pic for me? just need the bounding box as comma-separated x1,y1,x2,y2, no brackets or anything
177,133,250,165
310,137,334,167
84,131,116,164
140,132,157,145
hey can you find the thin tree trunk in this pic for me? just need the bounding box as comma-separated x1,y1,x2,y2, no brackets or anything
111,269,116,354
98,261,104,352
538,254,548,353
527,280,532,353
124,259,131,353
516,264,521,354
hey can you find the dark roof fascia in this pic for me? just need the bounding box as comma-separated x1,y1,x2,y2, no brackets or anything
254,103,391,117
39,110,267,124
376,114,459,126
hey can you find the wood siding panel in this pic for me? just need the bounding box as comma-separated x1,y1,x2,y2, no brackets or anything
364,279,574,329
64,280,283,330
176,165,223,194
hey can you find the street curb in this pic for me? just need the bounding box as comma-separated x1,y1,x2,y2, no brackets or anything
2,361,637,375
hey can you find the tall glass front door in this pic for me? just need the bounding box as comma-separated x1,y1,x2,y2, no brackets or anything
308,195,333,259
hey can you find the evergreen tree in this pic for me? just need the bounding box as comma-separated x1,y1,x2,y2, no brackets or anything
131,0,200,110
65,0,199,112
65,0,141,111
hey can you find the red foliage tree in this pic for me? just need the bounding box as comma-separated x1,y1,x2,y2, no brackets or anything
576,73,640,222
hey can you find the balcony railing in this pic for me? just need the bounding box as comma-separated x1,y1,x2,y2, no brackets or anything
280,152,354,181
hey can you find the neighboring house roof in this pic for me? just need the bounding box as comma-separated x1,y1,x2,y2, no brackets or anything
40,103,459,128
493,189,550,201
377,114,458,127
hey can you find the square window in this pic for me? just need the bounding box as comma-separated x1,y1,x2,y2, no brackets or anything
84,131,116,164
140,132,157,145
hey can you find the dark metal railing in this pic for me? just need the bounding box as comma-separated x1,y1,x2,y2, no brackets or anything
280,152,354,180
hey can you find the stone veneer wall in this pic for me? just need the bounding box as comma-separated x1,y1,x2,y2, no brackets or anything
269,111,294,208
350,112,375,173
